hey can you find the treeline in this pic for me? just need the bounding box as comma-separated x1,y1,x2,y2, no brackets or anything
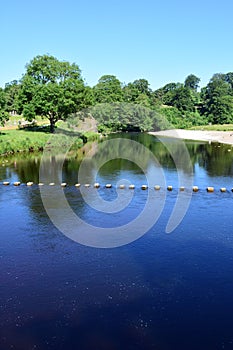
0,54,233,132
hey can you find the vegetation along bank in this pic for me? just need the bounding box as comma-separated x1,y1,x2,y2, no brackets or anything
1,54,233,154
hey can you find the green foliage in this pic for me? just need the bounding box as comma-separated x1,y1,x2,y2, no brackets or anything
0,129,85,155
190,124,233,131
153,78,202,115
0,130,49,155
93,75,123,103
3,54,233,132
0,88,9,126
0,111,9,126
80,131,100,143
184,74,200,91
135,93,151,108
18,55,87,133
123,79,151,105
158,106,207,129
22,103,36,121
4,80,20,112
131,79,151,96
123,83,141,103
201,73,233,124
162,85,196,112
89,102,170,133
154,83,179,106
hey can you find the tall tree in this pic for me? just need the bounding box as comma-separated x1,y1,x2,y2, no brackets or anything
154,83,181,104
184,74,200,91
18,55,87,132
201,74,233,124
167,86,196,112
225,72,233,89
93,75,123,103
4,80,20,113
0,88,9,126
132,79,151,96
135,93,151,108
122,82,140,103
123,78,152,104
158,82,196,112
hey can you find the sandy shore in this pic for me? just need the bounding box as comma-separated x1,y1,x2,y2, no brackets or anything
149,129,233,145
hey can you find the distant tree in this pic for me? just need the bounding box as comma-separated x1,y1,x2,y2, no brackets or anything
93,75,123,103
167,86,196,112
158,82,196,112
0,88,9,126
225,72,233,89
154,83,181,104
135,93,151,108
184,74,200,91
18,55,87,132
161,83,180,94
4,80,20,113
201,74,233,124
132,79,151,96
82,86,95,107
122,82,140,103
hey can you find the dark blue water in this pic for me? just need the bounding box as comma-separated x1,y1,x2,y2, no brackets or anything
1,134,233,349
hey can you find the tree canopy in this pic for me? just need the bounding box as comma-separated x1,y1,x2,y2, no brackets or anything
1,54,233,132
0,88,9,126
184,74,200,91
201,74,233,124
18,55,87,132
93,75,123,103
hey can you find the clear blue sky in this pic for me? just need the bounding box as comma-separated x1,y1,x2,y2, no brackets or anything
1,0,233,90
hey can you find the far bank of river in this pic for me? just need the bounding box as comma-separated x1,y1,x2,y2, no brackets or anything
149,129,233,145
2,127,233,160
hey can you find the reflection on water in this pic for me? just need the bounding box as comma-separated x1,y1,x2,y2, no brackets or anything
1,133,233,185
1,134,233,349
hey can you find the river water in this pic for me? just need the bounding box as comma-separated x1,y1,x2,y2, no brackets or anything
1,133,233,349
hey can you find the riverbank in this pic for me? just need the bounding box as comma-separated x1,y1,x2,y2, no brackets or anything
0,129,99,156
149,129,233,145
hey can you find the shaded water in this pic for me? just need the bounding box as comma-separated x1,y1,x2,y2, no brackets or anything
1,133,233,349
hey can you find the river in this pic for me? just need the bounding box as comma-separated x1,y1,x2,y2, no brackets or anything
1,133,233,349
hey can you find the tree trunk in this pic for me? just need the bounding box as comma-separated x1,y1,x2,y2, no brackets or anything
49,118,55,133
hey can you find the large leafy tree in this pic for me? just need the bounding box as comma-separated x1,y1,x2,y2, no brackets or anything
93,75,123,103
132,79,151,96
123,79,152,104
154,83,181,104
167,86,196,112
18,55,87,132
158,83,196,113
0,88,9,126
201,74,233,124
184,74,200,91
123,82,140,103
4,80,20,113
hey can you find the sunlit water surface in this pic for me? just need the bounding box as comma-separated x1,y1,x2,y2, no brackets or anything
1,133,233,350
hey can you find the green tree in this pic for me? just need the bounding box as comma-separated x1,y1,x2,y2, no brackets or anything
135,93,151,108
154,83,181,104
132,79,151,96
122,82,140,103
93,75,123,103
0,88,9,126
173,86,196,112
123,79,152,104
4,80,20,113
184,74,200,91
18,55,87,133
201,74,233,124
163,85,196,112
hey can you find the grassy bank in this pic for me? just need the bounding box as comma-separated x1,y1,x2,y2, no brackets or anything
0,127,99,156
190,124,233,131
